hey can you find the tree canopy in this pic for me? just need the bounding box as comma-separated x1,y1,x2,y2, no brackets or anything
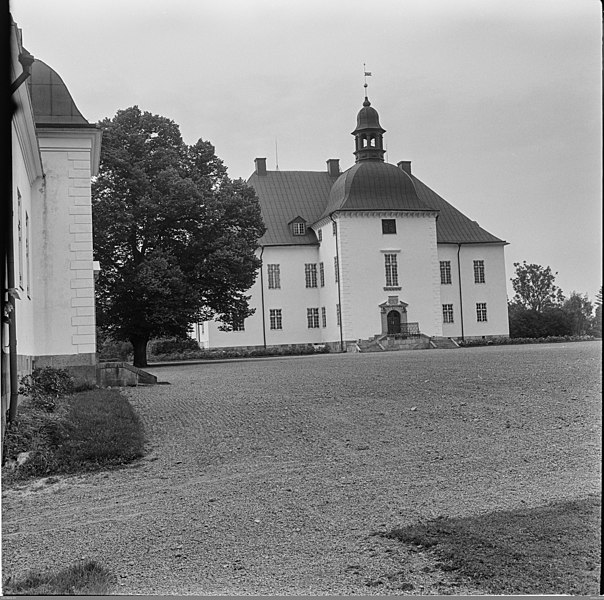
92,106,265,366
562,292,593,336
510,261,565,312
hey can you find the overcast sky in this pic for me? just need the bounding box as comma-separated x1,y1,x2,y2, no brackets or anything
11,0,602,301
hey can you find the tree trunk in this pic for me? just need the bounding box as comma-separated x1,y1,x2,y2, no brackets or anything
131,336,149,368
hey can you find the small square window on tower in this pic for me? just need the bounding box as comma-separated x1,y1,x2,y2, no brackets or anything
382,219,396,234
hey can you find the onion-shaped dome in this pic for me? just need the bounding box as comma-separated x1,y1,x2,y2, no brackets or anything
353,97,385,134
320,161,435,218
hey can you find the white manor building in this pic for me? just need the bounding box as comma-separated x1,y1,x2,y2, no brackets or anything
197,95,509,351
4,18,101,438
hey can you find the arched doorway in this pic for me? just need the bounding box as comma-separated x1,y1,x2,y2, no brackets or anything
387,310,401,334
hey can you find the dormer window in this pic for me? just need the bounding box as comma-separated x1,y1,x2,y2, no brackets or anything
292,222,306,236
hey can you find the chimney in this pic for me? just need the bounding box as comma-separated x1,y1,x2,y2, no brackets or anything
326,158,340,177
254,157,267,176
397,160,412,175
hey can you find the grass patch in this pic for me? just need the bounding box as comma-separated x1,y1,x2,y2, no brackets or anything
3,560,114,595
3,388,146,482
383,495,601,595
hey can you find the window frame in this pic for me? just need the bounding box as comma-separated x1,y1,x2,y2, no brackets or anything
307,307,320,329
473,260,485,284
476,302,488,322
305,263,318,288
440,260,452,285
231,317,245,332
442,303,454,324
267,264,281,289
269,308,283,330
382,219,397,234
292,222,306,236
384,253,399,287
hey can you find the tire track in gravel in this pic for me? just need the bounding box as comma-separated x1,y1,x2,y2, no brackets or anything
2,343,601,595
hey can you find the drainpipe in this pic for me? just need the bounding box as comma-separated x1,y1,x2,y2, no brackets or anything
259,246,267,349
330,214,344,352
5,212,19,425
457,243,465,342
5,51,35,426
10,50,35,95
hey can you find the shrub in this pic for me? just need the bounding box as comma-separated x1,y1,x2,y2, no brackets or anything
508,306,572,338
3,560,114,595
149,337,201,356
18,367,75,412
2,388,145,480
97,337,133,361
458,335,596,348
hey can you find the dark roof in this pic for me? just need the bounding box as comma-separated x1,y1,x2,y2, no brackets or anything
411,176,505,244
353,97,385,134
321,161,434,218
28,59,91,126
248,166,505,246
248,171,335,246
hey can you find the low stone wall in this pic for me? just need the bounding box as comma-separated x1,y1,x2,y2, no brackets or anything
97,362,157,387
33,352,98,388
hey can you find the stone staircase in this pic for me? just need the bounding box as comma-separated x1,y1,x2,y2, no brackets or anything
429,336,460,350
97,362,158,387
352,334,431,353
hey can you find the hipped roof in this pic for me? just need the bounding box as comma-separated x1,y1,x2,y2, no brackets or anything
249,167,505,246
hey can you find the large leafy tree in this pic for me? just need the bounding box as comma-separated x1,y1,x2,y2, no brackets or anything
562,292,593,336
510,261,565,312
92,107,265,367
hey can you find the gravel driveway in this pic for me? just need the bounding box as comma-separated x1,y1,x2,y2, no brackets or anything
2,342,601,594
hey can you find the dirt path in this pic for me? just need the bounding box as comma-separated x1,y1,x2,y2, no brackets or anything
2,343,601,594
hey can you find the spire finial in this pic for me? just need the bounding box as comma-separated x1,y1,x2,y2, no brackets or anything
363,63,372,105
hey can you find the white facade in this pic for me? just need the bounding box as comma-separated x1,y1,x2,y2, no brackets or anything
437,244,509,339
7,19,101,391
201,217,509,349
198,97,509,351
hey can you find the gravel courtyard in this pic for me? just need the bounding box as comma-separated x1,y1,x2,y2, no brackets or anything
2,342,601,594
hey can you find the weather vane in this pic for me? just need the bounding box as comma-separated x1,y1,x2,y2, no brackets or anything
363,63,372,95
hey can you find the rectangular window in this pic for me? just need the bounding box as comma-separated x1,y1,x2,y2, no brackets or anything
17,189,23,289
317,229,322,242
474,260,485,284
442,304,454,324
25,213,30,297
440,261,452,285
334,256,339,283
332,221,337,236
232,318,245,331
382,219,396,234
269,309,282,330
321,306,327,328
292,222,306,236
307,307,320,328
305,263,318,288
384,253,399,287
336,303,341,326
267,264,280,289
319,262,325,287
476,302,488,322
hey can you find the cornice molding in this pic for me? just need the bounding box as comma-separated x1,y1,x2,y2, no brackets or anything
36,127,103,176
332,210,438,219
